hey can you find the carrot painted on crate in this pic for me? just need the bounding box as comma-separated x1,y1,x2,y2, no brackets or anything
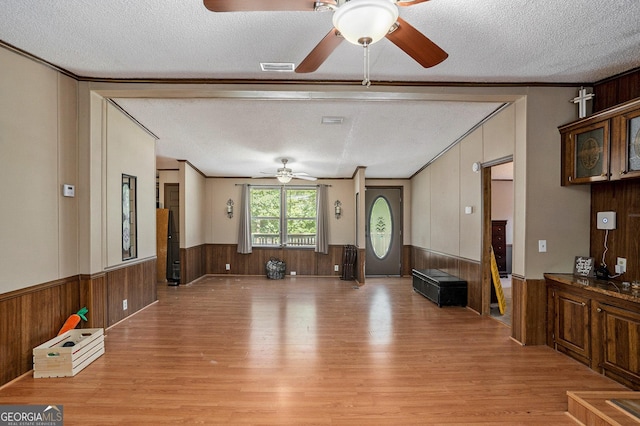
57,307,89,336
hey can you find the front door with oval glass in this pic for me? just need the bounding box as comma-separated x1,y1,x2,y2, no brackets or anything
365,187,402,276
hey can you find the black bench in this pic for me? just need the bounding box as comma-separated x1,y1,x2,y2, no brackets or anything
412,268,467,307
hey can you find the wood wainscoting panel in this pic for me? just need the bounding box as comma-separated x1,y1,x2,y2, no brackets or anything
205,244,347,277
156,209,169,283
0,276,80,387
80,273,106,329
283,249,317,275
106,259,158,328
402,245,412,276
205,243,234,275
142,258,158,308
181,245,205,284
512,276,547,345
356,247,365,284
512,275,524,343
19,277,80,373
243,248,285,275
459,260,482,314
106,267,128,327
316,245,343,277
0,296,23,386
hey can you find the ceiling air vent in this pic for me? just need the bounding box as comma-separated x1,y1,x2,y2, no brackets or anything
260,62,295,72
321,116,344,125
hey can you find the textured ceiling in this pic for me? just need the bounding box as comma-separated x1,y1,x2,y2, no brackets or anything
114,97,504,178
1,1,639,178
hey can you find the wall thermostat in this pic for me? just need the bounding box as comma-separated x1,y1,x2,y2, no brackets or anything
597,211,616,230
63,184,75,198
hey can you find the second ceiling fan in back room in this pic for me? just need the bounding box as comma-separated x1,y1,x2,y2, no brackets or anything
258,159,318,183
203,0,448,86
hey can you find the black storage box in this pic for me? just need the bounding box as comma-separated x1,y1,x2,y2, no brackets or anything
412,268,467,307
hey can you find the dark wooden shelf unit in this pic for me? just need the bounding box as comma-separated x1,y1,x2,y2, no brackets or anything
491,220,507,278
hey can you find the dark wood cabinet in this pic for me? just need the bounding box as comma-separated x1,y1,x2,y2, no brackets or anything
491,220,507,277
549,288,591,366
546,274,640,390
592,301,640,389
612,106,640,180
559,97,640,185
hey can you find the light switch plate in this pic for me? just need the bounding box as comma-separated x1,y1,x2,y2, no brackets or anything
538,240,547,252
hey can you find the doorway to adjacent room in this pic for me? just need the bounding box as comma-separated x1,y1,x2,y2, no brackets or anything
482,159,514,325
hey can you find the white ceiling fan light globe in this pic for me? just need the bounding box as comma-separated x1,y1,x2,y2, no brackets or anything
277,175,292,183
333,0,399,45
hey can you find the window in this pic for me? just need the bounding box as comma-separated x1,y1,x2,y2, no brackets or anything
250,186,317,247
122,174,137,260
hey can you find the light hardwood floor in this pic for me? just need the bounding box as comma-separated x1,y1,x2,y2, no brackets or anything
0,276,626,425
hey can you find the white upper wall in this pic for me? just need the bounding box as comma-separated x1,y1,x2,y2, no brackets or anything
411,103,516,262
0,47,78,293
411,92,592,279
205,178,356,245
105,102,157,267
181,162,207,248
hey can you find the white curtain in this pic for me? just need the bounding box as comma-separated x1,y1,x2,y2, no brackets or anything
237,184,252,254
315,184,329,254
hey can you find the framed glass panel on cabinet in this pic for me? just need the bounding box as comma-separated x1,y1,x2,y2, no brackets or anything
568,120,610,184
619,108,640,179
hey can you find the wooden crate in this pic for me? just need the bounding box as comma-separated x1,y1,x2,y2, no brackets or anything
33,328,105,378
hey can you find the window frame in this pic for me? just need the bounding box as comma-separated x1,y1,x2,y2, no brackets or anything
250,185,317,249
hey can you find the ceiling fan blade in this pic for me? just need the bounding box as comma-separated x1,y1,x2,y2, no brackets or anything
296,29,343,73
396,0,431,6
385,17,448,68
293,174,318,181
203,0,318,12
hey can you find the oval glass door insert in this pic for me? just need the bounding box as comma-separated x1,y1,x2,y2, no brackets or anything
369,196,393,259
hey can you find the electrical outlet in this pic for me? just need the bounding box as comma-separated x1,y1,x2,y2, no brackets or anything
538,240,547,252
334,264,339,272
616,257,627,273
123,299,128,310
291,271,296,276
225,263,230,271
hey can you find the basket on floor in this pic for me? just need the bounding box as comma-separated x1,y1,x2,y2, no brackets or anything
266,257,286,279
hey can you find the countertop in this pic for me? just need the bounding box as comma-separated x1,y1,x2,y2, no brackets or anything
544,273,640,304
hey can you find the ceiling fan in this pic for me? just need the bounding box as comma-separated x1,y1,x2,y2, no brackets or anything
259,159,318,183
203,0,448,85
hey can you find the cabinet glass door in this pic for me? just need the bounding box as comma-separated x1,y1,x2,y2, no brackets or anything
620,109,640,179
569,120,610,184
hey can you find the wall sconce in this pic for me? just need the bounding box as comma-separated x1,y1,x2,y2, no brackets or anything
226,199,234,219
334,200,342,219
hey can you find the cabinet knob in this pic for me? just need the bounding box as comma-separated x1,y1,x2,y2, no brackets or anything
568,176,573,182
621,170,628,175
596,307,602,313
